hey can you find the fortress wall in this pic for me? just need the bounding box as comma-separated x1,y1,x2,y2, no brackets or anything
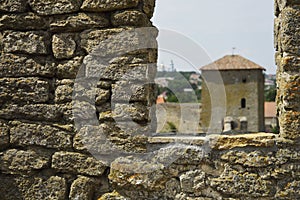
0,0,299,200
0,0,157,199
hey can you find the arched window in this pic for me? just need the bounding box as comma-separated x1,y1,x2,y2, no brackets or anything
241,98,246,108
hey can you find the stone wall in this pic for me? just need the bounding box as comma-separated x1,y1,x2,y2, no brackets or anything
0,0,299,200
0,0,157,199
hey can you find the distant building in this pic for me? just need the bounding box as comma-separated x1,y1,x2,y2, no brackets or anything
200,55,265,133
155,77,174,88
264,102,278,132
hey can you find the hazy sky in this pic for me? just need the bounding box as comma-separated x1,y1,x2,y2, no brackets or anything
152,0,276,74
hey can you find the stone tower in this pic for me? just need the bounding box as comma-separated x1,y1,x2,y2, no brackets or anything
200,55,265,133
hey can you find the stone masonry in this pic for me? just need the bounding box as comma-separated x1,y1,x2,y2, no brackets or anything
0,0,299,200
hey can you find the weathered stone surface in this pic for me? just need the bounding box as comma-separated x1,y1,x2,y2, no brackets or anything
95,89,111,105
276,53,300,73
80,27,157,55
279,111,300,140
52,34,77,59
112,103,149,122
112,81,150,102
210,133,276,150
0,121,9,150
56,56,84,79
10,121,72,149
80,28,124,55
50,13,109,32
0,13,48,30
0,0,27,12
52,152,107,176
29,0,82,15
110,156,167,190
81,0,139,12
210,166,274,197
99,191,127,200
278,7,300,55
112,11,150,27
0,149,50,174
165,178,181,199
276,0,300,12
3,31,50,55
221,150,276,167
0,53,55,78
0,104,65,122
0,175,67,200
180,170,206,194
280,74,300,111
73,100,97,120
73,125,109,152
276,180,300,199
55,80,74,103
0,78,50,104
69,176,105,200
85,55,156,81
143,0,156,18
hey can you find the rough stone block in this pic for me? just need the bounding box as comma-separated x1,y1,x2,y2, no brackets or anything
0,13,49,31
52,34,77,59
112,103,150,122
277,54,300,73
73,125,106,151
111,11,150,27
56,56,84,79
84,55,156,81
10,121,72,149
210,133,276,150
29,0,82,15
81,0,139,12
95,89,111,105
279,7,300,55
0,0,27,12
50,13,109,32
180,170,206,194
73,100,97,121
0,53,55,78
280,74,300,111
276,180,300,199
0,149,50,174
221,150,276,167
0,104,65,122
210,167,274,197
143,0,156,18
52,152,107,176
279,111,300,140
112,81,150,102
80,27,157,56
3,31,50,55
0,175,67,200
69,176,106,200
80,28,124,55
0,78,50,104
0,121,9,150
55,83,74,103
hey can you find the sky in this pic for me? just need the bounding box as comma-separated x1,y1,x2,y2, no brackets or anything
152,0,276,74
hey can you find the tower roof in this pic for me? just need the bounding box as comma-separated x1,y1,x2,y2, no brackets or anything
200,55,266,71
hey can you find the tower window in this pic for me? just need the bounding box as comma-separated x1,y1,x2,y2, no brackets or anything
242,78,247,83
241,98,246,108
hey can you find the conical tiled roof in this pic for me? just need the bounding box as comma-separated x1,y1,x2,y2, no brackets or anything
200,55,265,71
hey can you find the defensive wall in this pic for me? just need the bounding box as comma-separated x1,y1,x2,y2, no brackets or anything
0,0,299,199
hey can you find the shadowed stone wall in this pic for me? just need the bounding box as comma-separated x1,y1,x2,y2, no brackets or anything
0,0,157,199
0,0,299,200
